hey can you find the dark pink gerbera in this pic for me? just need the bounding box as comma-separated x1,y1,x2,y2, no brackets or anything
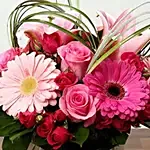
83,59,149,121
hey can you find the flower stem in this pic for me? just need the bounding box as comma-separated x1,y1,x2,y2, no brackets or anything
10,128,33,141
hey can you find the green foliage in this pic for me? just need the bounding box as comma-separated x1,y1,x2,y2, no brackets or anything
71,126,89,147
0,122,23,137
111,132,129,146
0,108,33,150
8,0,100,52
0,108,23,136
32,134,48,146
2,133,32,150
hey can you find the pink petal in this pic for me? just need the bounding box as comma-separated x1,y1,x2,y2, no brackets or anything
98,11,115,36
49,99,57,106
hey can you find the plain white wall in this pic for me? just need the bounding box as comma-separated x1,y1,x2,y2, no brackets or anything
0,0,148,51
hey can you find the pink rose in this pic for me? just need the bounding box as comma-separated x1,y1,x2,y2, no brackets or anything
18,111,36,128
59,84,98,127
58,41,93,79
42,32,61,55
0,48,21,72
54,72,78,90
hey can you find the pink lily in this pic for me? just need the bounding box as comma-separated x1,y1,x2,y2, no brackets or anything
98,10,150,60
17,22,47,53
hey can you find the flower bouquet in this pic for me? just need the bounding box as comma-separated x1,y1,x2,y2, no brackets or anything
0,0,150,150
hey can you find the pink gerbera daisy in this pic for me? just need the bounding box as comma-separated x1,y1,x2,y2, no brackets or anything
83,59,149,121
0,52,60,116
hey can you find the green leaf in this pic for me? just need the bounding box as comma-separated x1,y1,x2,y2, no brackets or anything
0,109,15,127
2,133,32,150
10,128,34,141
0,108,23,136
0,122,23,136
32,134,48,146
111,132,128,145
71,126,89,147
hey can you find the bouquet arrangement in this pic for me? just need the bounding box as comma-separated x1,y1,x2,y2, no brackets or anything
0,0,150,150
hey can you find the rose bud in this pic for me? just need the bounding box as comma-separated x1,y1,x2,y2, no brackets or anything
36,114,55,138
54,110,67,122
42,32,61,55
54,72,78,90
47,127,72,150
18,111,36,128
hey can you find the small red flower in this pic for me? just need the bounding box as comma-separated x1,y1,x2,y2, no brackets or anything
95,111,112,130
42,32,61,55
121,52,145,71
54,72,78,90
143,103,150,119
54,110,67,122
47,127,72,150
112,118,131,132
18,111,36,128
36,114,55,138
139,103,150,122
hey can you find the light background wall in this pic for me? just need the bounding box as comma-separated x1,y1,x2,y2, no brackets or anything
0,0,148,51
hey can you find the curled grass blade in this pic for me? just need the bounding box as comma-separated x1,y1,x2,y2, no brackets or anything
15,18,91,49
87,24,150,73
20,10,97,50
88,2,150,70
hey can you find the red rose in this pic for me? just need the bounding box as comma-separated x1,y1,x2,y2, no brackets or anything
18,111,36,128
47,127,72,150
121,52,145,71
95,111,112,130
54,110,67,122
36,114,54,138
54,72,78,90
112,118,131,132
42,32,61,55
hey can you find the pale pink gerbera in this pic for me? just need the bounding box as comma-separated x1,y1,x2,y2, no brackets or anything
83,59,149,121
0,52,60,116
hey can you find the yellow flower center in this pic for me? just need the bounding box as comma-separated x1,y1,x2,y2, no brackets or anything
20,77,38,96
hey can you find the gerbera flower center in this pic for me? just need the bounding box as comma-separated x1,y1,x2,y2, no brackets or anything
104,82,125,100
20,77,38,95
